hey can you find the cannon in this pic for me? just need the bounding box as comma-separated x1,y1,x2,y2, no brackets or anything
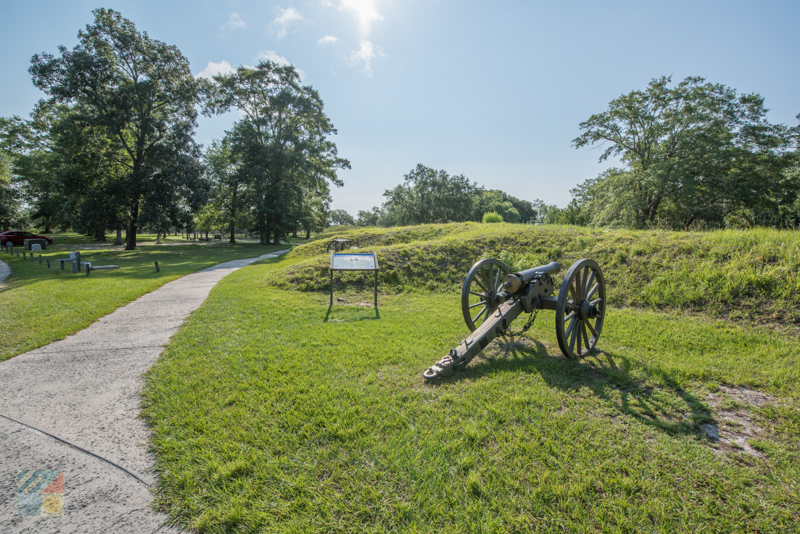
423,257,606,380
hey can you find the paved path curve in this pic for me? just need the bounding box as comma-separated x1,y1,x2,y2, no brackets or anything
0,250,288,533
0,259,10,287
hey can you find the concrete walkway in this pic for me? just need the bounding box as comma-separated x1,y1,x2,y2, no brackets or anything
0,250,288,533
0,259,10,287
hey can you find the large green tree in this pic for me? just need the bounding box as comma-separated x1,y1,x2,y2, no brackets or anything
573,76,799,229
210,61,349,244
30,8,205,249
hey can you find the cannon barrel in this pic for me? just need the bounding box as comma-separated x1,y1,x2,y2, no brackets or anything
516,261,561,281
502,261,562,293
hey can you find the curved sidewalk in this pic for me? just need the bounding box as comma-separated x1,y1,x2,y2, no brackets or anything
0,259,10,286
0,250,287,533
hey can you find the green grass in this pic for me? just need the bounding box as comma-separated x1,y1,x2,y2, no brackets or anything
142,231,800,533
0,240,288,361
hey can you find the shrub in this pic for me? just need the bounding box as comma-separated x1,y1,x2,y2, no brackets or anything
482,211,503,223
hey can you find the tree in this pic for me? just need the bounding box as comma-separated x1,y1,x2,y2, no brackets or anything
210,61,349,244
204,140,246,243
31,8,205,249
356,207,380,226
573,76,799,229
475,190,521,223
328,209,355,226
383,164,480,225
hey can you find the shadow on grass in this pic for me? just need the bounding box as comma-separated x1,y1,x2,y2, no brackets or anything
453,337,714,440
324,304,381,323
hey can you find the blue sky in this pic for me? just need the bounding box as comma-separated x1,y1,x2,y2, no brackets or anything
1,1,798,215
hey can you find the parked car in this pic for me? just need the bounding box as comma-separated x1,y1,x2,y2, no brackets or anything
0,231,54,247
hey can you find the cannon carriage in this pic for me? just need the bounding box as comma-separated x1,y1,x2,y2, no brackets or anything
423,257,606,380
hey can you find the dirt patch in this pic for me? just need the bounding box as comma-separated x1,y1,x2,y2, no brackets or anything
704,386,776,458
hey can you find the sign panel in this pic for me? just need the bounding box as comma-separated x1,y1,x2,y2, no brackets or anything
331,253,378,271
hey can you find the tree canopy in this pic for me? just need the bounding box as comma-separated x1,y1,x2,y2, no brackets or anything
210,61,349,244
30,8,205,248
572,76,799,229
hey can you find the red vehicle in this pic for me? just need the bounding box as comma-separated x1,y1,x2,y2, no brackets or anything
0,231,54,247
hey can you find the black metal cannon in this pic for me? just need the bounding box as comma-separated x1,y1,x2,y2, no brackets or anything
423,257,606,380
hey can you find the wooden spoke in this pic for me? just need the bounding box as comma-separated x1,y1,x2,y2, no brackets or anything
469,291,485,299
590,297,603,306
569,281,579,304
472,306,488,325
565,315,578,339
581,322,591,353
586,282,600,301
586,319,598,338
584,270,596,298
494,266,503,290
473,276,490,295
468,300,488,309
575,269,583,300
564,311,577,321
569,321,578,352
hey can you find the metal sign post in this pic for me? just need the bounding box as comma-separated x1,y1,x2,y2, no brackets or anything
329,251,379,308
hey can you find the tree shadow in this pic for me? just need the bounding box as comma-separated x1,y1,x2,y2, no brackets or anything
443,336,714,439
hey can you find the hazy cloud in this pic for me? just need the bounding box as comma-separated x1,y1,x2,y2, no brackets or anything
272,7,303,39
223,12,246,31
348,39,384,75
325,0,383,34
318,35,339,45
196,60,235,79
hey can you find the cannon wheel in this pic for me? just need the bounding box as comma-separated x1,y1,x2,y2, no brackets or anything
555,259,606,358
461,258,511,332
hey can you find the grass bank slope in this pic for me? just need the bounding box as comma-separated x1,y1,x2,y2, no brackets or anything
143,233,800,533
272,223,800,327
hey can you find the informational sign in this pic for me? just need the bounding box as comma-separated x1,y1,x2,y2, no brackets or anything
329,252,380,308
331,253,378,271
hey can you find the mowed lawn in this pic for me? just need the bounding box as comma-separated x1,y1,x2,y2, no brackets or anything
143,250,800,533
0,238,288,361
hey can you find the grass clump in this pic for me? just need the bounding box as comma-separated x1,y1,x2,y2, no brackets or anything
482,211,504,223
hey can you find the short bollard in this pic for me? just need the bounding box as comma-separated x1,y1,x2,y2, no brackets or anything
154,261,160,272
23,252,27,260
31,253,35,263
86,264,91,277
60,259,65,270
47,258,51,268
39,255,42,265
16,249,20,257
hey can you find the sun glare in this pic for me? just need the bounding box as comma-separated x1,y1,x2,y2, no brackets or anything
340,0,383,33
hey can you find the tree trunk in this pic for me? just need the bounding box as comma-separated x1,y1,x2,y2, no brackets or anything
305,229,310,239
125,201,139,250
205,230,209,240
44,219,50,234
114,227,123,245
156,229,162,244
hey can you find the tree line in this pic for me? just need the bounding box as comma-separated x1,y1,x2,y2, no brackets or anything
0,9,347,248
331,78,799,231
